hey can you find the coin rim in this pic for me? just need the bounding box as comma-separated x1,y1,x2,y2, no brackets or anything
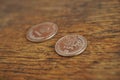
26,22,58,42
55,34,87,56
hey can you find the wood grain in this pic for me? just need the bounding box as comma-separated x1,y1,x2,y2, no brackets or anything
0,0,120,80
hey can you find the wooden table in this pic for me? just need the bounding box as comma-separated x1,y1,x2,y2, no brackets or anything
0,0,120,80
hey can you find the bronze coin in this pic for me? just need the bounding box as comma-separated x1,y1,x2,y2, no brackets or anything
26,22,58,42
55,34,87,56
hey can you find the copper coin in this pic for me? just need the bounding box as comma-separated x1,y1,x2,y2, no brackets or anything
55,34,87,56
26,22,58,42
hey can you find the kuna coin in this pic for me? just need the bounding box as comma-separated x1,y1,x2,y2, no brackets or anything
55,34,87,56
26,22,58,42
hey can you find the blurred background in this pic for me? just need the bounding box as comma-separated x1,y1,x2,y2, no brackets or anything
0,0,120,80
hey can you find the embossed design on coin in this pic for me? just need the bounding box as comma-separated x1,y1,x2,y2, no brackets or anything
26,22,58,42
55,34,87,56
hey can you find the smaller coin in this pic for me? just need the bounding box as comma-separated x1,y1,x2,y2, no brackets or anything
55,34,87,56
26,22,58,42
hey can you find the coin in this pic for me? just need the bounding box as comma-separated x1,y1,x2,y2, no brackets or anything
55,34,87,56
26,22,58,42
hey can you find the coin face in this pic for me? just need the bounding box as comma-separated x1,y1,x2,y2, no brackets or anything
26,22,58,42
55,34,87,56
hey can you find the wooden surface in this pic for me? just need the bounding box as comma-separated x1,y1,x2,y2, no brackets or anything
0,0,120,80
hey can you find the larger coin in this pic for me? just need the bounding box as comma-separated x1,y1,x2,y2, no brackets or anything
26,22,58,42
55,34,87,56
